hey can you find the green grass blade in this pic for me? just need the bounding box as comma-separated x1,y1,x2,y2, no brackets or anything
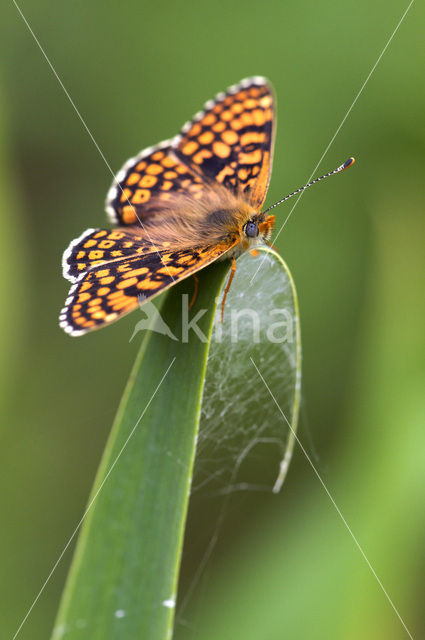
52,247,300,640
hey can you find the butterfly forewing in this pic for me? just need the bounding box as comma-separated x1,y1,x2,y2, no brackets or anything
105,77,275,227
62,228,159,283
174,76,275,209
60,236,239,335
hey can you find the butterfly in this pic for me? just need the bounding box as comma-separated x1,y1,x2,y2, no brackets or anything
60,77,354,336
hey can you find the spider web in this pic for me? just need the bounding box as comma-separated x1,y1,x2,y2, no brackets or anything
193,248,301,495
176,249,301,626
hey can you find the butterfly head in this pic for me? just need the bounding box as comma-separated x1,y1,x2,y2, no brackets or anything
242,213,275,244
244,220,259,238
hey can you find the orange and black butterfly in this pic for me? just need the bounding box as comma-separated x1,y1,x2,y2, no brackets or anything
60,77,354,335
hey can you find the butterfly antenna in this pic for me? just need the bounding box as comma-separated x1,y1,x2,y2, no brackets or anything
262,157,355,215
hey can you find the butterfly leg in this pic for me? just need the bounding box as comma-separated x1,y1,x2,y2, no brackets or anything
220,256,237,322
266,241,280,252
189,274,199,310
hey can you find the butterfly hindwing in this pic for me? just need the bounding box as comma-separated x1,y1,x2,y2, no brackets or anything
60,237,239,335
105,142,207,226
174,76,275,209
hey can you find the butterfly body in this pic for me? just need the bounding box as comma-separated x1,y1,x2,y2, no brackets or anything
122,183,258,251
60,77,276,335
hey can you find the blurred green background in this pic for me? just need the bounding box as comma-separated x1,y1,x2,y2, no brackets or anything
1,1,424,638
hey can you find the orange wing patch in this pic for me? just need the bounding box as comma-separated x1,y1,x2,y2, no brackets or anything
59,237,239,336
174,76,275,209
106,142,207,226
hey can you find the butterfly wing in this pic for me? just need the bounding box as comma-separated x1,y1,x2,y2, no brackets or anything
59,235,239,336
62,228,160,283
105,77,275,227
174,76,275,209
105,141,208,226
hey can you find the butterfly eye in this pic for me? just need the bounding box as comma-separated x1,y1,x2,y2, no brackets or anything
244,221,259,238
